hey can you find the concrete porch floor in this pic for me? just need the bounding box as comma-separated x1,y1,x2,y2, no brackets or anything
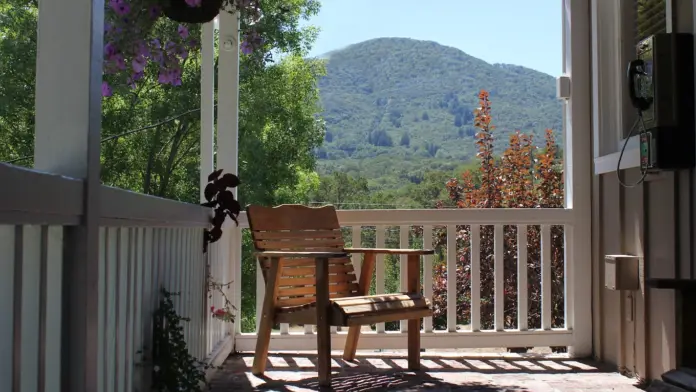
209,350,644,391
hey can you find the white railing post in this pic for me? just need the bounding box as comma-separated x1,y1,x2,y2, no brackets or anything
33,0,104,388
217,9,241,344
565,0,593,356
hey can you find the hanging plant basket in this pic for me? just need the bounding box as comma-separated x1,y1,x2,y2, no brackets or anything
162,0,223,24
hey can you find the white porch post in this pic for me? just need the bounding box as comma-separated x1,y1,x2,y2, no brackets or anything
564,0,593,357
200,22,216,202
34,0,104,390
216,10,242,340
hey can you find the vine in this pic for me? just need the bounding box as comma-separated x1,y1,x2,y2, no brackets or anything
201,169,241,253
152,288,217,391
208,274,236,322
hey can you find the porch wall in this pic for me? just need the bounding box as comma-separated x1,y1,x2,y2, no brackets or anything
591,0,696,381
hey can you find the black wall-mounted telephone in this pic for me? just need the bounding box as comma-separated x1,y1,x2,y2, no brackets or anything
627,33,695,171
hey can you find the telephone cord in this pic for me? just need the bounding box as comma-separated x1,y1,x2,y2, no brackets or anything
616,111,648,188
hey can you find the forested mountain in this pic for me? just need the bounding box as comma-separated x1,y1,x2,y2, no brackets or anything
314,37,563,190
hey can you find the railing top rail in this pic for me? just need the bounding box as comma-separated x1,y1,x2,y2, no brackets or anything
235,207,573,229
0,162,211,227
0,162,83,225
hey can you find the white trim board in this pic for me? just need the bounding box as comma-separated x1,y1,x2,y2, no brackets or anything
234,330,574,353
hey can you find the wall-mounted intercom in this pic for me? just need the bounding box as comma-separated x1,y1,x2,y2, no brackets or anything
627,33,695,172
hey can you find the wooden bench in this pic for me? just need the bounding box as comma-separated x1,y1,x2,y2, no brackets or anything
247,204,434,386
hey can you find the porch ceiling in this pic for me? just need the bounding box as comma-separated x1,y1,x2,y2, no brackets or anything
210,351,642,391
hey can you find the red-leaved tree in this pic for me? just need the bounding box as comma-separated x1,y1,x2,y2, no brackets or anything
430,91,565,341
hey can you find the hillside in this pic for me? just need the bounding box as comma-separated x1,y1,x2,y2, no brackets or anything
314,38,563,190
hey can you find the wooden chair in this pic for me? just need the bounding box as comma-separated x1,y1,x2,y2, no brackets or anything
247,204,434,386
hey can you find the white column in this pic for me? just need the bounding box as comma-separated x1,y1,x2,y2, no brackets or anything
217,11,242,341
200,22,216,202
565,0,593,357
34,0,104,389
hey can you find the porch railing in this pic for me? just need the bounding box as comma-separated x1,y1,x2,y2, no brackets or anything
0,163,234,392
233,208,576,352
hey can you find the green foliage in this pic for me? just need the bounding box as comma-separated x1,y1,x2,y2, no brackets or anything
152,288,215,392
315,37,563,189
0,0,37,164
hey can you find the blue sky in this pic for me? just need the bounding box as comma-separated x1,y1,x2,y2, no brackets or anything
300,0,562,76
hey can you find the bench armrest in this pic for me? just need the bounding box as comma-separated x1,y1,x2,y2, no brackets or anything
254,251,349,258
343,248,435,256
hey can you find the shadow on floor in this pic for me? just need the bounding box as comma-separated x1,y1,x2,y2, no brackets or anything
248,372,525,391
209,352,641,391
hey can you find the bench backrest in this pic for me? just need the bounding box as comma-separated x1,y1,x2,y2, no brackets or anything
246,204,360,308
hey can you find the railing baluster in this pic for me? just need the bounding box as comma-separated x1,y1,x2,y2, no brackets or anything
352,225,362,280
564,224,573,330
132,228,144,389
422,225,434,333
106,228,117,392
517,225,528,331
446,225,456,333
19,226,42,392
494,224,504,332
375,226,386,333
45,226,63,389
140,228,153,391
116,228,128,392
0,225,14,392
400,225,409,332
470,225,481,332
541,224,552,330
183,229,191,349
125,228,135,390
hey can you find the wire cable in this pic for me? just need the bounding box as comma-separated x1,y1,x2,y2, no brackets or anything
617,110,649,188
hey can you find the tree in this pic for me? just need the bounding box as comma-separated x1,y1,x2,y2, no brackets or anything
400,132,410,147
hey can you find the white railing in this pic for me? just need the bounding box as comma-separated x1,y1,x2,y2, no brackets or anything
0,164,233,392
233,208,577,352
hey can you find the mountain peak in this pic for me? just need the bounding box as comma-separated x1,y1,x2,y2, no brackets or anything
315,37,563,186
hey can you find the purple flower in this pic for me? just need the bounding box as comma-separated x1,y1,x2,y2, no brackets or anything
101,81,113,97
158,68,172,84
240,40,253,55
178,25,189,39
148,5,162,19
109,0,130,16
132,56,146,73
135,41,150,58
185,0,202,7
104,42,118,57
111,53,126,70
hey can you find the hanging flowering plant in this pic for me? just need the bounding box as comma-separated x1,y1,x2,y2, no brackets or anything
102,0,264,97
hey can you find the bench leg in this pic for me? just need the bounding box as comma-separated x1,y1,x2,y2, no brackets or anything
407,318,421,370
407,254,421,371
343,253,375,361
316,257,332,387
343,325,361,361
252,308,273,376
252,257,283,376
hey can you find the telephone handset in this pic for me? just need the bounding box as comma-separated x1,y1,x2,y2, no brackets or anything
627,59,653,112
